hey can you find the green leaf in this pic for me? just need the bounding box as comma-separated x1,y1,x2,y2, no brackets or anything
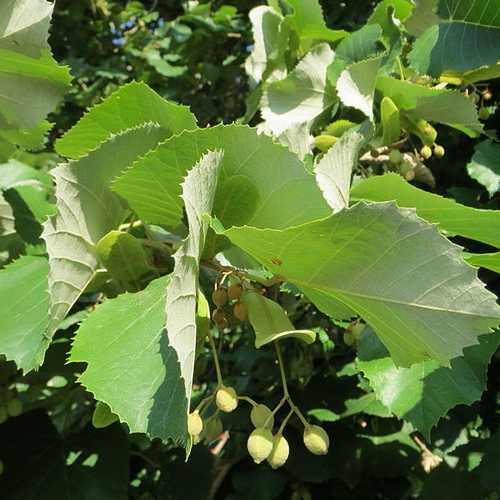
337,55,383,120
376,76,481,131
465,252,500,274
308,392,392,422
466,140,500,197
55,82,197,159
241,291,316,348
351,173,500,248
405,0,440,37
283,0,347,51
0,191,15,236
92,401,119,429
3,185,54,244
408,0,500,82
96,230,150,292
42,125,168,338
261,43,335,135
381,96,401,146
315,127,367,213
368,0,414,37
215,201,500,367
165,150,224,407
70,275,188,443
0,0,71,130
357,328,500,438
113,124,329,228
0,256,50,372
0,159,51,190
245,6,287,87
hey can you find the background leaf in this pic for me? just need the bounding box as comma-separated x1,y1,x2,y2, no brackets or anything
0,255,49,371
357,328,500,438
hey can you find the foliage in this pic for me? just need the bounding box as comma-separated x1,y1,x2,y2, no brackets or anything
1,0,500,498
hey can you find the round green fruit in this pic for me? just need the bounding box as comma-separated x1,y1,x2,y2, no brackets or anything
479,107,491,120
303,424,330,456
388,149,403,165
267,434,290,469
420,145,432,160
216,386,238,413
250,404,274,429
314,135,337,153
247,428,274,464
187,411,203,437
204,417,223,441
433,145,445,158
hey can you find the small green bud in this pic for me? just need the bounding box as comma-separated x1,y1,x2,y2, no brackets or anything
6,399,22,418
325,119,356,137
247,427,274,464
187,411,203,437
314,135,337,153
303,424,330,455
350,322,366,341
212,288,228,307
479,107,491,120
216,386,238,413
250,404,274,429
420,145,432,160
388,149,403,165
267,434,290,469
204,417,223,441
433,145,445,158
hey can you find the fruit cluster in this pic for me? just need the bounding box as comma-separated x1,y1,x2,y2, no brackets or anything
212,281,247,329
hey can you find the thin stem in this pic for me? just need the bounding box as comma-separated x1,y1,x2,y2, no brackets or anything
274,341,309,427
195,394,214,414
397,56,405,81
278,409,294,435
274,342,289,398
289,400,309,427
239,396,257,407
208,329,223,386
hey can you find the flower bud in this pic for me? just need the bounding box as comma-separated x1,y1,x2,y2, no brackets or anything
247,427,274,464
216,386,238,413
433,145,445,158
314,135,337,153
204,417,223,441
420,145,432,160
303,425,330,455
388,149,403,165
188,411,203,436
267,434,290,469
250,404,274,429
